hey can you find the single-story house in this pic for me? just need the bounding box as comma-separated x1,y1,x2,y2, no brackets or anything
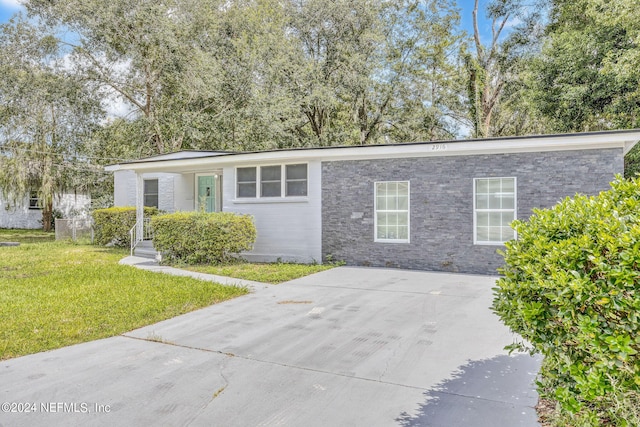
0,192,91,230
105,130,640,275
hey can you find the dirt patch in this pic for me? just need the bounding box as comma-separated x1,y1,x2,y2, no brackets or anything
536,397,556,426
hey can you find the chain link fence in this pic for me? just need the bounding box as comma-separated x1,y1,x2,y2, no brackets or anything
55,218,94,243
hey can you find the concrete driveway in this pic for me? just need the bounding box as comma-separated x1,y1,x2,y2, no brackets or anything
0,267,541,426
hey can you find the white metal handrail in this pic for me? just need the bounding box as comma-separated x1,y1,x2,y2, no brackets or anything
129,217,153,256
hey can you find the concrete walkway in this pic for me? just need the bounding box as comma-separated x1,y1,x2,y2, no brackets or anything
0,262,541,427
119,255,270,291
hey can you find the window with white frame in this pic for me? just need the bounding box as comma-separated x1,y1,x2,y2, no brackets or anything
237,167,257,198
260,165,281,197
474,177,516,244
375,181,410,243
143,179,159,208
236,164,308,198
285,164,308,196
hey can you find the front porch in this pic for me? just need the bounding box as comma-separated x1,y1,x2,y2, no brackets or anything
127,167,224,260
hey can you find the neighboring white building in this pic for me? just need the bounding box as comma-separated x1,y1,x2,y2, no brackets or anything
0,192,91,229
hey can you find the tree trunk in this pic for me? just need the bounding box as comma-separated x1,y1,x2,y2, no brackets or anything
42,200,53,232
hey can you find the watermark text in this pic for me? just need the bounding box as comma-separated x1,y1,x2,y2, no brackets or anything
2,402,111,414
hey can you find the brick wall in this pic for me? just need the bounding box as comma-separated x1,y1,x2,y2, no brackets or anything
321,148,622,274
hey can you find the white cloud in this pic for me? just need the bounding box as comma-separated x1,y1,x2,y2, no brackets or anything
103,95,137,120
503,17,523,29
0,0,23,9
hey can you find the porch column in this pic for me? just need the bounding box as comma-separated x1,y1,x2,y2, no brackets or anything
135,172,144,238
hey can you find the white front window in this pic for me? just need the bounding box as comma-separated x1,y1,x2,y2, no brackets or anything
236,164,308,199
237,167,257,198
375,181,410,243
474,177,516,244
260,166,281,197
285,164,308,196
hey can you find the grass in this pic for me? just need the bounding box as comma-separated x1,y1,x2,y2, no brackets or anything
0,229,247,360
0,228,55,243
179,260,339,284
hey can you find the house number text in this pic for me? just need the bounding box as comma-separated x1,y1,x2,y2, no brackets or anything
430,144,447,151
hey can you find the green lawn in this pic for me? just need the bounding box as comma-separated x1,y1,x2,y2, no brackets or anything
181,261,338,284
0,230,247,360
0,228,55,243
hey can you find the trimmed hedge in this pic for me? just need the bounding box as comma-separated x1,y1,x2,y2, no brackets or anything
151,211,256,264
93,206,159,247
492,176,640,425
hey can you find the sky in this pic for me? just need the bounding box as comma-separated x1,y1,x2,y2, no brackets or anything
459,0,495,40
0,0,498,38
0,0,20,23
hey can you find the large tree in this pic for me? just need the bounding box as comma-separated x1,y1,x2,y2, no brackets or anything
16,0,468,153
0,18,103,230
462,0,546,138
281,0,464,146
525,0,640,132
25,0,238,154
382,0,465,142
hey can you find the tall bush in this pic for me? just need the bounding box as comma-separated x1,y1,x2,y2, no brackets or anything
93,206,159,247
493,176,640,425
151,211,256,264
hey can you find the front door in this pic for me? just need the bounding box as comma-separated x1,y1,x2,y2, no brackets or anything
197,175,217,212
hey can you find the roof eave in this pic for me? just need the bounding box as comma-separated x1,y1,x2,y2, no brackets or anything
103,130,640,173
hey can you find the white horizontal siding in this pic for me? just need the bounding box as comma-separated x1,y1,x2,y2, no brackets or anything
222,161,322,263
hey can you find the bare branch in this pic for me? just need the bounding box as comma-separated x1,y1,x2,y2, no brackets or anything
472,0,484,60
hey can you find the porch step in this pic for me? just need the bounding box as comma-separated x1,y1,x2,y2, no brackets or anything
134,240,158,259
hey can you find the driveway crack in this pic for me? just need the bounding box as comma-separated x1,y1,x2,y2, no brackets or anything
121,334,430,392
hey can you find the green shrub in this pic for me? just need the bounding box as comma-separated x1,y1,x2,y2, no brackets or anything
151,211,256,264
492,175,640,425
93,206,159,247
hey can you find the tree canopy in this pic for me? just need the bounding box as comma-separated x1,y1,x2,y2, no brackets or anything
1,0,640,229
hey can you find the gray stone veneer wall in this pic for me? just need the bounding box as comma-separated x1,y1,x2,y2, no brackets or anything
321,148,623,275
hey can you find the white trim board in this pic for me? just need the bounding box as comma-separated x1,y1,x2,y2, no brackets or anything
105,130,640,173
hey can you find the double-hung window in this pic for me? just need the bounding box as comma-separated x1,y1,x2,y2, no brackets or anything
375,181,410,243
474,177,516,244
236,164,308,199
143,179,159,208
